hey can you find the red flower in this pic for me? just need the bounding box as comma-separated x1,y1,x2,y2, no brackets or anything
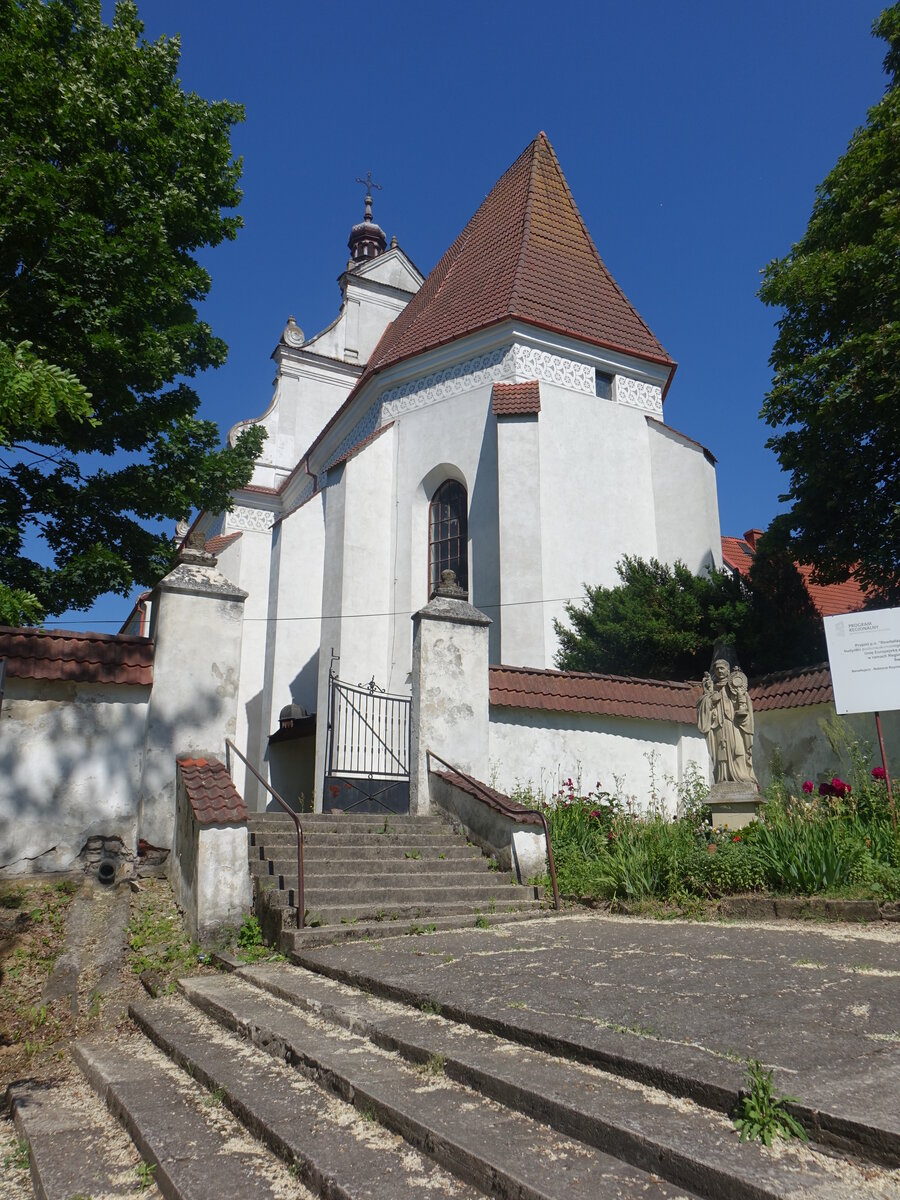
802,780,814,794
732,834,741,843
819,782,834,797
589,809,603,819
831,777,851,798
872,767,887,781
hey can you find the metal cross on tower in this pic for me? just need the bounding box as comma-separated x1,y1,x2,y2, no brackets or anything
356,171,381,220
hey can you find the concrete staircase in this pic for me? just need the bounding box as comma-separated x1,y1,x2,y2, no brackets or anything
249,810,548,950
11,956,897,1200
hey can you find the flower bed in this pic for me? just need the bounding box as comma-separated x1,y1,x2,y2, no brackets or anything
526,764,899,907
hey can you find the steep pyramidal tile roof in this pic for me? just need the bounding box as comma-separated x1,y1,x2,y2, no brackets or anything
492,380,541,416
721,534,867,617
177,757,248,825
0,626,153,685
365,133,674,380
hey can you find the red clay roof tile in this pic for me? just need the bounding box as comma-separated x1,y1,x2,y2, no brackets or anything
364,133,674,382
490,662,837,719
489,664,700,722
749,664,833,711
721,536,867,617
177,757,248,825
0,627,153,686
434,769,542,826
492,380,541,416
205,532,242,556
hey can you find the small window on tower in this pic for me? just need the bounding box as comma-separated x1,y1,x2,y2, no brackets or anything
595,371,613,400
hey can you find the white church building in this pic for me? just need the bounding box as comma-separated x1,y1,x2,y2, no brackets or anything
188,133,722,812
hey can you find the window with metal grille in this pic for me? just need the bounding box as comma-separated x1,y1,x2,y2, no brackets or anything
429,480,468,596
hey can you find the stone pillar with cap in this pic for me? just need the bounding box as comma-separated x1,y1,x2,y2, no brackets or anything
138,531,249,848
409,570,492,815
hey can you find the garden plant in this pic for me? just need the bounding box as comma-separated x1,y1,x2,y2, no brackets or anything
527,739,899,907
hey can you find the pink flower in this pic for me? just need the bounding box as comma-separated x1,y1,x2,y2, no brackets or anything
872,767,887,781
802,780,814,794
589,809,602,819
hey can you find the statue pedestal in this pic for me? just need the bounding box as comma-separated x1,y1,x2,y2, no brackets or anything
709,782,764,830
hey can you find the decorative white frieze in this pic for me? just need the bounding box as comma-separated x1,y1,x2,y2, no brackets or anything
226,505,276,534
511,345,594,392
283,475,317,516
324,403,381,471
380,343,593,421
380,347,513,418
615,376,663,416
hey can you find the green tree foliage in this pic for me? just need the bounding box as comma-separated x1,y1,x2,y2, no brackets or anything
0,0,264,624
554,549,825,681
759,4,900,605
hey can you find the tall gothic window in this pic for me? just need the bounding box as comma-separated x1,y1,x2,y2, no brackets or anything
429,480,468,596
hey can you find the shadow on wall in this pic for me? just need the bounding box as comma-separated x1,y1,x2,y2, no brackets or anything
0,679,224,876
265,652,319,814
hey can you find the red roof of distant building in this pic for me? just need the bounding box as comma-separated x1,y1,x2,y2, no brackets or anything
0,626,153,686
364,133,674,382
490,664,700,723
492,380,541,416
177,757,248,825
721,532,867,617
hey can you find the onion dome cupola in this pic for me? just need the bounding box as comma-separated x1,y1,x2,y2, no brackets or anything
348,171,387,263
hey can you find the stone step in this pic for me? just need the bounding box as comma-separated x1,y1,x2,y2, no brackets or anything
253,856,496,878
283,907,556,949
257,832,470,849
253,868,514,891
79,1018,481,1200
234,963,848,1200
253,842,481,863
8,1078,157,1200
72,1037,309,1200
248,812,447,830
304,896,542,923
150,982,698,1200
301,882,535,906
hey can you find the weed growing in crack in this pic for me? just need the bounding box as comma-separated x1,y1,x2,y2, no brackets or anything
733,1059,808,1146
136,1160,157,1191
3,1137,29,1169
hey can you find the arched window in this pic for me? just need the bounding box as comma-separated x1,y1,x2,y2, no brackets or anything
429,480,468,596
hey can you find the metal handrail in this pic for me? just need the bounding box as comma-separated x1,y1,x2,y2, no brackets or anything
427,749,560,911
225,738,304,929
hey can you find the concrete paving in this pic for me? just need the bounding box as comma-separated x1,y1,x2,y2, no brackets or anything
295,912,900,1162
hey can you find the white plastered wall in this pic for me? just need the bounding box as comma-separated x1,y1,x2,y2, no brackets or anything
647,420,722,574
0,679,149,874
230,526,274,808
488,706,709,816
754,704,900,790
538,386,659,664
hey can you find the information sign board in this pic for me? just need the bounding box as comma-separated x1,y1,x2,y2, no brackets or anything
823,607,900,715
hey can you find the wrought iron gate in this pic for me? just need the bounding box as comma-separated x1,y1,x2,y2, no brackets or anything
324,672,411,813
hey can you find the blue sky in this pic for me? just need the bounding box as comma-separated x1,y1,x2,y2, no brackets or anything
63,1,889,628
